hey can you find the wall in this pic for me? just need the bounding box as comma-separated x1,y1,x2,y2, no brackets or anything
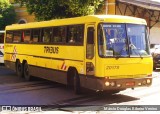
150,24,160,44
9,0,35,23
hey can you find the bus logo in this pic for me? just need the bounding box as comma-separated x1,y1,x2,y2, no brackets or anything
61,61,67,70
11,46,17,61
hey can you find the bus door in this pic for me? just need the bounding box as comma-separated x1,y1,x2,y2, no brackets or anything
85,24,96,77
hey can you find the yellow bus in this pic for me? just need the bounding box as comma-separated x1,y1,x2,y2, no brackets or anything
4,15,152,94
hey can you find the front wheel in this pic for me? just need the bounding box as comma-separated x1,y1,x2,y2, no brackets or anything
23,62,31,81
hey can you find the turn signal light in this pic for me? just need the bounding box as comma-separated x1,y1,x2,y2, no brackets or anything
110,82,115,86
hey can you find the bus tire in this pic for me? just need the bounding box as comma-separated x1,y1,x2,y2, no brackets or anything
73,70,81,94
67,69,73,89
23,62,31,81
16,60,23,77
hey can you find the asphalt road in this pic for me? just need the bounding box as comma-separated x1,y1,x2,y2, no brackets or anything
0,64,160,113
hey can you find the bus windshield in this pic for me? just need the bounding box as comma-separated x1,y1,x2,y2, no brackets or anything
98,23,150,58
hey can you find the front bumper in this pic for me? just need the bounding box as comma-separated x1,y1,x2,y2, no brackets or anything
80,75,152,91
97,77,152,91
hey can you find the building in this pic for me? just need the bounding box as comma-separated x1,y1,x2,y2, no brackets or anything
9,0,35,23
9,0,160,44
105,0,160,44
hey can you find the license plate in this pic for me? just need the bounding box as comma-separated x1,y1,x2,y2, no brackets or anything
126,82,135,86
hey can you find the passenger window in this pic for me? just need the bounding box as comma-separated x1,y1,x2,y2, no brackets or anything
42,28,52,43
32,29,40,43
6,31,13,43
76,25,84,43
67,25,84,44
52,27,66,43
67,26,76,43
13,31,21,43
22,30,31,42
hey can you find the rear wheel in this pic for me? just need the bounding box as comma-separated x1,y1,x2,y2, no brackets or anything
23,62,31,81
73,70,81,94
16,60,23,77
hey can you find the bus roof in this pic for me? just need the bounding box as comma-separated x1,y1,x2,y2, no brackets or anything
5,15,147,30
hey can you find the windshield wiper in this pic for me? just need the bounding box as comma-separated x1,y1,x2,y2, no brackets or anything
115,55,121,59
128,37,143,59
114,54,129,60
137,51,143,59
131,49,143,59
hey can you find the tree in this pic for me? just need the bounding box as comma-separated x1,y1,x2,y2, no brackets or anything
0,0,16,30
15,0,104,21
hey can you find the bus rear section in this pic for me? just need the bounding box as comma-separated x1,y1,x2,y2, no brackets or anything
0,31,4,64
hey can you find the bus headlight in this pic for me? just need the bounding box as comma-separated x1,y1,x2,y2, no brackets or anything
105,82,110,86
147,79,151,84
117,84,121,87
138,83,142,86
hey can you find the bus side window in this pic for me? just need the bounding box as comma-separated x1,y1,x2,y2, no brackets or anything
53,27,60,43
42,28,52,43
86,27,94,59
23,30,31,43
67,26,75,43
76,25,84,44
13,31,21,43
52,27,65,43
67,25,84,44
32,29,40,43
6,31,13,43
60,27,66,43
